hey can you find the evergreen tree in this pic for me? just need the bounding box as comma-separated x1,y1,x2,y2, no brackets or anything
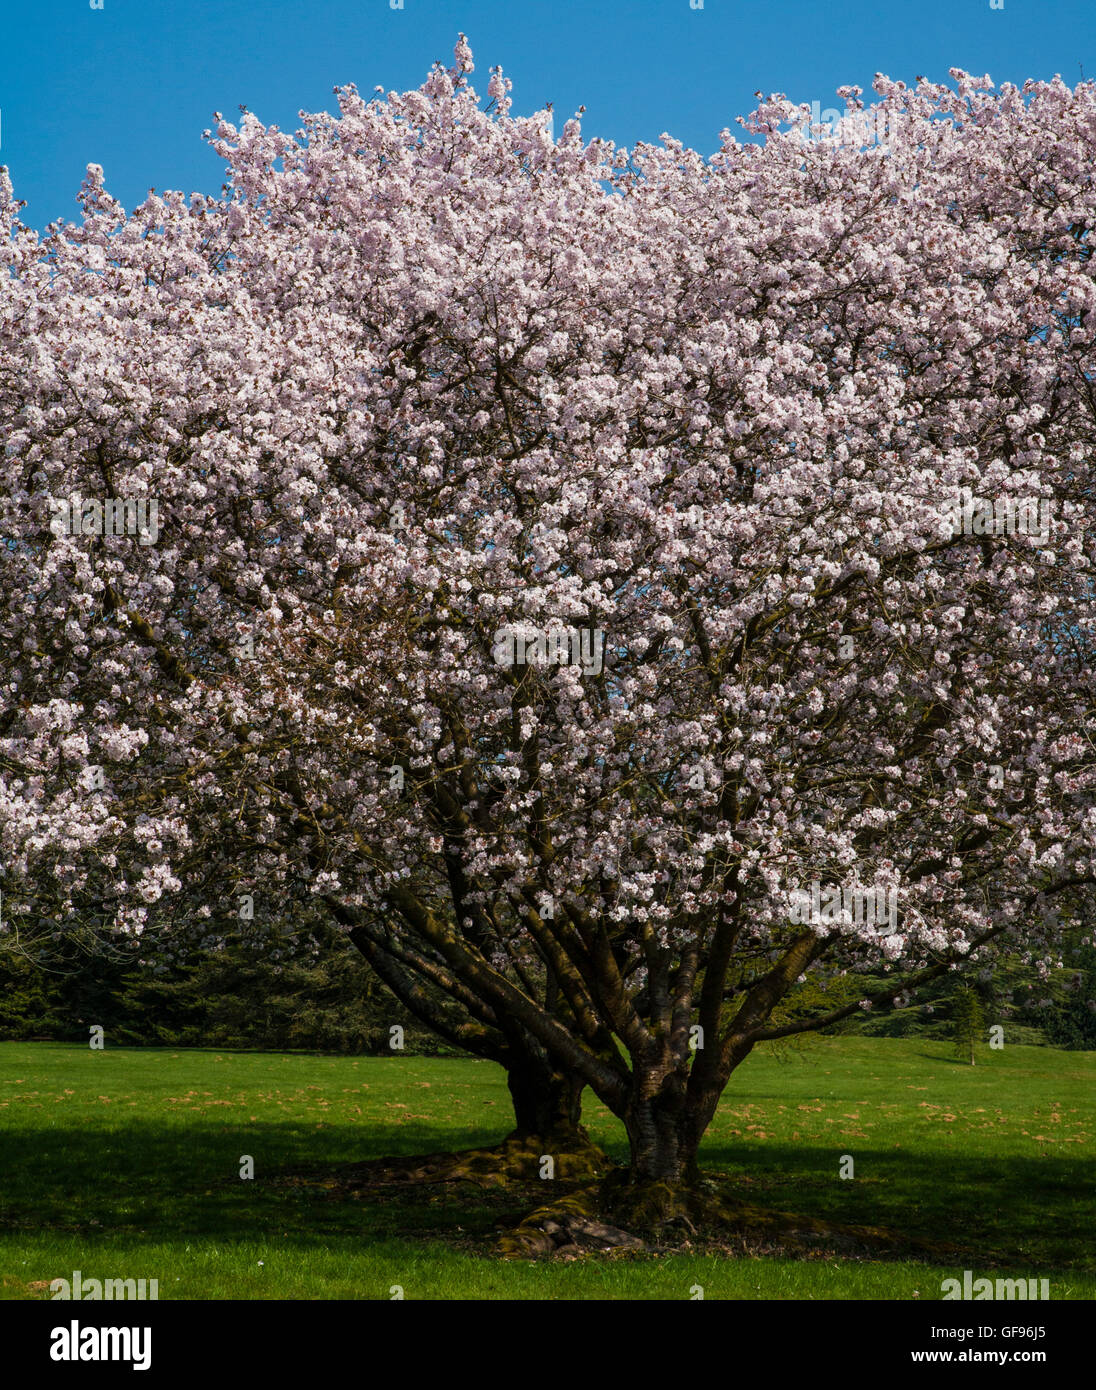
952,984,986,1065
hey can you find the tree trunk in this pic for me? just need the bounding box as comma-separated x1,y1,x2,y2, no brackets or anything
506,1051,585,1143
623,1073,698,1184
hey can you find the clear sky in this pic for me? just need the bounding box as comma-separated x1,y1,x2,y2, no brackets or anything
1,0,1094,229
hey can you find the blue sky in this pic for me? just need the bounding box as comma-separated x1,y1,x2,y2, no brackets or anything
2,0,1094,228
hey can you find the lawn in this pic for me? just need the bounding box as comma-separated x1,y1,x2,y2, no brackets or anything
0,1037,1092,1299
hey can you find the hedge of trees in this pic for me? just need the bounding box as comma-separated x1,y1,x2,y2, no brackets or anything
3,931,1093,1054
0,922,455,1054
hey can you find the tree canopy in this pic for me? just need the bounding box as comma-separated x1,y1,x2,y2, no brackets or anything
2,41,1095,1183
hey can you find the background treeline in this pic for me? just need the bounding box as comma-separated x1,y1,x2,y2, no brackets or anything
1,926,1094,1054
769,939,1096,1054
0,920,455,1054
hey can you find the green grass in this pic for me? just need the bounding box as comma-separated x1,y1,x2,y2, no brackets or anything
0,1037,1093,1299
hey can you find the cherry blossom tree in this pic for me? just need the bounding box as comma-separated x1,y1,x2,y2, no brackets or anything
3,41,1096,1207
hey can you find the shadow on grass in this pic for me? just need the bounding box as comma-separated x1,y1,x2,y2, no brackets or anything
0,1119,531,1249
691,1137,1093,1270
0,1122,1091,1273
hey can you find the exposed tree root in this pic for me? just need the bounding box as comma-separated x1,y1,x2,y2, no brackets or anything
496,1190,646,1259
496,1188,642,1259
497,1171,979,1262
326,1129,611,1189
274,1145,984,1266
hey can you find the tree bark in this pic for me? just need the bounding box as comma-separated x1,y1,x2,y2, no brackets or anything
505,1050,586,1143
622,1072,698,1184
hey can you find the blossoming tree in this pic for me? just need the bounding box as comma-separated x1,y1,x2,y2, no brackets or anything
3,41,1095,1209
